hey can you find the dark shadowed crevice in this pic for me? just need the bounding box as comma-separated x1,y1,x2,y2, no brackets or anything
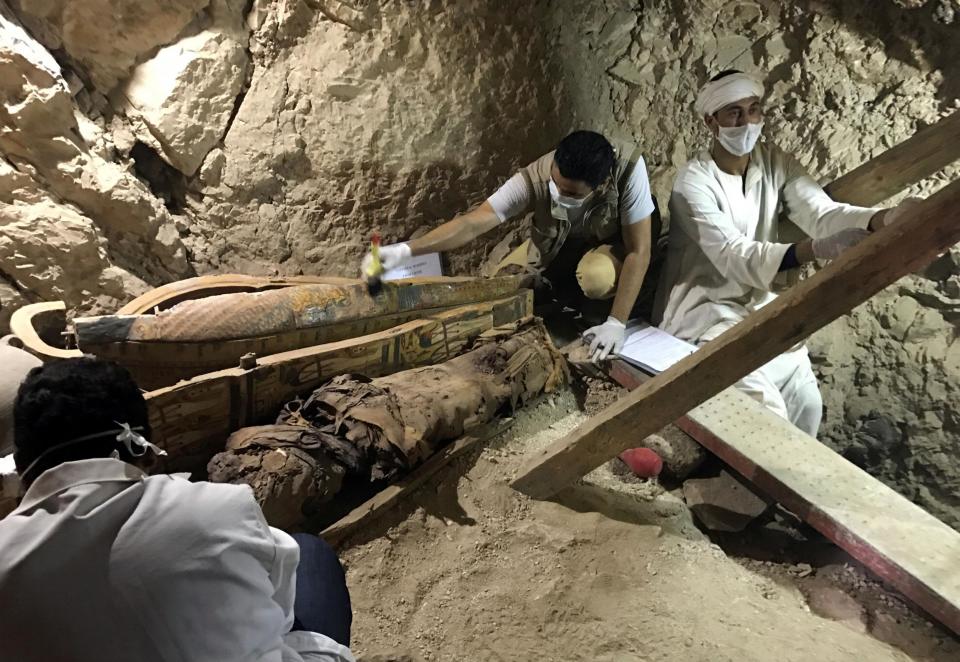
130,141,188,213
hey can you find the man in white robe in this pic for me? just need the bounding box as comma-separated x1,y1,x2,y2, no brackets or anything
656,70,916,436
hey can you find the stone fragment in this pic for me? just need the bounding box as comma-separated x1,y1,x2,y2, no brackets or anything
933,0,957,23
200,148,227,187
642,426,707,480
682,470,770,532
803,579,868,633
209,0,252,38
880,295,921,340
124,30,250,176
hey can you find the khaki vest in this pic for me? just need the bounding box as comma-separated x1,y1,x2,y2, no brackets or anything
520,141,645,268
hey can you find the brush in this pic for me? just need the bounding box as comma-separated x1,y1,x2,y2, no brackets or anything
364,232,384,296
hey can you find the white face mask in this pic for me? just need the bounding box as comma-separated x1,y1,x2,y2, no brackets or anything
548,179,592,210
717,121,764,156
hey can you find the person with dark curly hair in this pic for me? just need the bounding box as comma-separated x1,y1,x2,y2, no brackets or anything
360,130,659,363
0,357,355,662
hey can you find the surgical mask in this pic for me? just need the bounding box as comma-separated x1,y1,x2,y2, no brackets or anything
19,422,167,484
717,121,763,156
549,179,593,221
548,179,592,209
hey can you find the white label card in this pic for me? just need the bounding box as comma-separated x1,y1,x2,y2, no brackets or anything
382,252,444,281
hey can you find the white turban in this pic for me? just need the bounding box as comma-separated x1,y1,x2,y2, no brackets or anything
694,72,765,117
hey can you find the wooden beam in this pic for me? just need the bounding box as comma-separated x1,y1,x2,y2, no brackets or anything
511,179,960,498
606,360,960,636
147,292,531,474
825,111,960,207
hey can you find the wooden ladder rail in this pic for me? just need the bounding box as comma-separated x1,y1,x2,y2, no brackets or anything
825,111,960,207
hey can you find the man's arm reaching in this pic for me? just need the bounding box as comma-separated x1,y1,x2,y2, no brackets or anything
406,202,502,255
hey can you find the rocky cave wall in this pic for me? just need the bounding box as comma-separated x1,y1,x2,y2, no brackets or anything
0,0,957,527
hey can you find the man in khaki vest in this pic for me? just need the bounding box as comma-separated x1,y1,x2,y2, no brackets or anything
361,130,657,362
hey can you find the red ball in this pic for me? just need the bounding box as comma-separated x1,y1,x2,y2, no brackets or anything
618,447,663,478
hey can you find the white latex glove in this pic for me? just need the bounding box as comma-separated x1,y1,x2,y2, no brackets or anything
811,228,870,261
872,197,923,231
582,316,626,363
361,242,411,276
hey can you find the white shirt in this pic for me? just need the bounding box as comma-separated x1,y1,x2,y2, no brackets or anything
656,142,879,342
486,155,656,225
0,458,354,662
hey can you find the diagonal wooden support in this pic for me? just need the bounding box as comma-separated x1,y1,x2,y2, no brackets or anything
511,178,960,498
825,111,960,206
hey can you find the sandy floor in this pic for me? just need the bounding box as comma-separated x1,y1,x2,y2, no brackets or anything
337,391,960,661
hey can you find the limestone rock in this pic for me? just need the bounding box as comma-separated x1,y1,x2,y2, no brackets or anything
200,148,227,187
933,0,958,23
0,6,192,329
809,277,960,530
0,198,149,314
209,0,252,39
803,579,868,633
642,426,708,481
683,471,770,533
200,0,565,275
9,0,209,90
124,30,250,176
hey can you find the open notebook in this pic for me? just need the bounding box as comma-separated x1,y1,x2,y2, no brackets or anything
617,322,697,374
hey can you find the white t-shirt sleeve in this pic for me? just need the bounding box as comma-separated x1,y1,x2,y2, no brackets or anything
486,173,532,222
619,155,656,225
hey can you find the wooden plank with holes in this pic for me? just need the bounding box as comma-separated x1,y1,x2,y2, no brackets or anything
147,291,532,474
510,179,960,498
608,359,960,635
825,111,960,207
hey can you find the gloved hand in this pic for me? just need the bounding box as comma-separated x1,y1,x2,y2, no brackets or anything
871,197,923,231
361,242,411,276
811,228,870,261
583,316,626,363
